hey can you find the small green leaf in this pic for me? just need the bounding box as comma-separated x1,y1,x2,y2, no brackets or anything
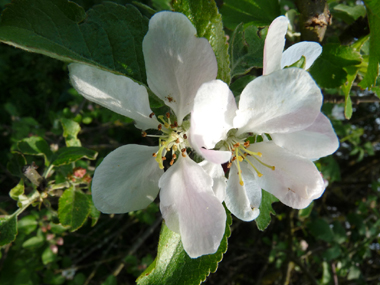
308,218,334,242
332,221,347,244
310,44,362,88
358,0,380,89
0,0,148,83
137,210,232,285
322,245,342,261
6,152,26,178
255,190,278,231
51,147,98,166
320,261,332,285
0,215,18,246
101,275,117,285
22,235,44,248
172,0,231,83
220,0,281,30
18,215,38,235
60,118,81,147
88,196,101,227
42,246,57,265
229,23,264,78
58,188,91,231
286,56,306,69
10,178,25,200
333,4,366,24
17,136,53,166
298,201,314,218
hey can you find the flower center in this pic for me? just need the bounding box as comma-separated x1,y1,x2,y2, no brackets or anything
142,112,189,169
223,132,275,186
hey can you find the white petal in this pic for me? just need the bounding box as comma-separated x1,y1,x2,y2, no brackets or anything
247,142,325,209
263,16,289,75
281,41,322,70
69,64,159,130
143,11,217,124
199,160,227,202
92,145,163,214
234,68,322,135
271,113,339,159
225,163,261,221
159,155,226,258
190,134,231,164
190,80,237,149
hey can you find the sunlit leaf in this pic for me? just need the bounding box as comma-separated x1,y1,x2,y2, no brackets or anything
0,215,18,246
51,147,97,166
17,136,53,166
60,118,81,147
9,178,24,201
255,190,278,231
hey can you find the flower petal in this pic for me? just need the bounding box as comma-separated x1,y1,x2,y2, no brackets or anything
271,112,339,159
159,155,226,258
263,16,289,75
225,163,261,221
247,142,325,209
143,11,217,124
190,80,237,149
199,160,227,203
281,41,322,70
69,63,159,130
234,68,322,135
92,145,163,214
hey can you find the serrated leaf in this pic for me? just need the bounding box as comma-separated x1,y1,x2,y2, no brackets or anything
17,136,53,166
0,0,148,83
229,22,264,78
58,188,91,231
6,152,26,178
137,210,232,285
310,43,362,88
10,178,24,200
0,215,18,246
255,189,278,231
358,0,380,89
220,0,280,30
60,118,81,147
51,147,97,166
172,0,231,84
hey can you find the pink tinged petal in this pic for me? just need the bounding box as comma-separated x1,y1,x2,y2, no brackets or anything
159,155,226,258
68,64,159,131
199,160,227,203
225,163,261,221
92,145,163,214
190,133,231,164
281,41,322,70
263,16,289,75
271,112,339,159
190,80,237,149
247,142,325,209
143,11,217,124
234,68,322,135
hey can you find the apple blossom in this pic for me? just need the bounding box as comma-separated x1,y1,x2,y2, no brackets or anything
190,68,339,222
68,11,226,258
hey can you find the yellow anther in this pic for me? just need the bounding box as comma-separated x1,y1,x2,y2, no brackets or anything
164,123,170,128
258,173,263,177
239,180,244,186
173,145,178,151
257,152,262,157
142,131,147,137
238,156,244,162
272,166,275,171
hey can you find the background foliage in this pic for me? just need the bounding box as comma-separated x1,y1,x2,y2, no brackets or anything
0,0,379,284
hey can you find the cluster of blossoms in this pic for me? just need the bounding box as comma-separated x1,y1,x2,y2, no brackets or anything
69,12,338,258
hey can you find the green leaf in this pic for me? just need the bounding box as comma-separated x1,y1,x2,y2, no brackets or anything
308,218,334,242
230,75,256,96
137,210,232,285
10,178,24,200
0,0,148,83
17,136,53,166
18,215,38,235
342,66,358,119
255,190,278,231
322,245,342,261
333,4,366,24
229,22,264,78
320,261,332,285
172,0,231,84
101,275,117,285
58,188,91,231
220,0,281,30
298,201,314,218
51,147,98,166
60,118,81,147
358,0,380,89
286,55,306,69
0,215,18,246
88,196,101,227
7,152,26,178
310,44,362,88
22,235,44,248
332,221,347,244
42,246,57,265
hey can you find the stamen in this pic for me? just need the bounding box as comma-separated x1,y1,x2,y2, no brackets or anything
172,154,177,159
152,153,157,157
141,131,147,137
235,148,244,186
183,134,187,139
227,162,232,169
252,156,275,170
175,138,180,144
158,124,162,131
170,159,174,165
245,158,263,177
165,112,170,118
181,152,186,157
162,157,166,160
173,145,178,151
181,148,186,153
149,112,155,118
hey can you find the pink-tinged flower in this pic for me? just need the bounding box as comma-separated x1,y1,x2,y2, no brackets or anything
190,68,339,221
68,11,226,258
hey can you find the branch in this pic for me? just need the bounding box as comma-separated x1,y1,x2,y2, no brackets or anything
295,0,332,43
323,94,380,104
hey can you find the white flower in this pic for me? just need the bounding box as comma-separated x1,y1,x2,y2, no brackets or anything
68,11,226,258
190,68,339,221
